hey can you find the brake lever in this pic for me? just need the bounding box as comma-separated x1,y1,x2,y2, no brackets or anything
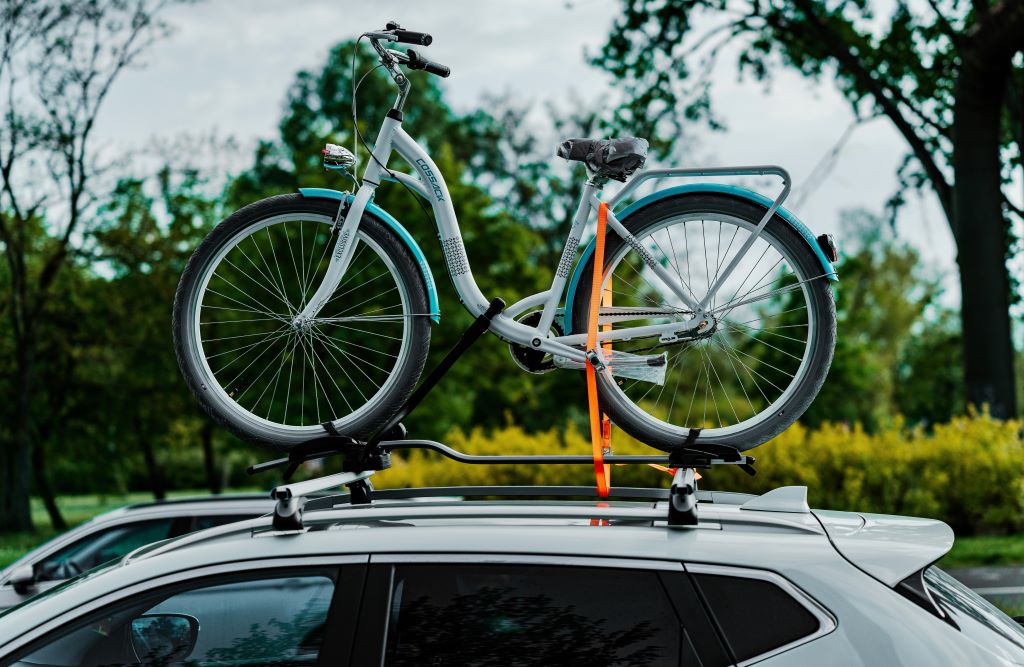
385,48,411,64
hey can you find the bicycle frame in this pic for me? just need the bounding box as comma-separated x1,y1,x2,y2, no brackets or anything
295,50,793,365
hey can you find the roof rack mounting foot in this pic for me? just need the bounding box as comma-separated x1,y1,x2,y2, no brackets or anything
668,467,698,526
270,470,375,531
348,477,374,505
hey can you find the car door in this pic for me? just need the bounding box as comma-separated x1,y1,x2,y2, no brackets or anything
3,557,368,667
354,554,733,667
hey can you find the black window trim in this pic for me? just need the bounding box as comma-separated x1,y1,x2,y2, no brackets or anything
0,554,369,662
370,552,686,570
686,563,838,666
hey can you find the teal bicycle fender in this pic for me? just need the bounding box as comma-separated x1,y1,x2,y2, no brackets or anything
298,187,440,324
563,184,838,334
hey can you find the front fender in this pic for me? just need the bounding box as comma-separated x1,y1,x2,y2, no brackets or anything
298,187,440,323
563,184,838,334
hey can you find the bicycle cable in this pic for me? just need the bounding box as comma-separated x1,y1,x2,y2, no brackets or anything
350,36,440,232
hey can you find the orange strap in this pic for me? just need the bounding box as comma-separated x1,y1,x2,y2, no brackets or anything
586,202,611,498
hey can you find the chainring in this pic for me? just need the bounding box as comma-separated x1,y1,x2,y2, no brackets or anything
508,311,563,374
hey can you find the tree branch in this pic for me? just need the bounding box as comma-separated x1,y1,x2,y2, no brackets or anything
781,0,954,220
922,0,961,44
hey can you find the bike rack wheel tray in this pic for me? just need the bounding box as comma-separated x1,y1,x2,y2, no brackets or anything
247,297,756,531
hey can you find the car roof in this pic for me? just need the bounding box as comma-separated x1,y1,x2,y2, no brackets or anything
89,494,275,522
0,485,954,648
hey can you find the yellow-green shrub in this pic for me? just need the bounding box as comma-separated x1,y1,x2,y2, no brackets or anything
376,413,1024,535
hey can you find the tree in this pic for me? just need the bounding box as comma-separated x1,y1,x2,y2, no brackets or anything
593,0,1023,417
91,167,222,499
0,0,189,531
801,209,943,428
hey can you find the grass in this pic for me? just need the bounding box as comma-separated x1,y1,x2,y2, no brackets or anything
938,535,1024,569
0,490,258,569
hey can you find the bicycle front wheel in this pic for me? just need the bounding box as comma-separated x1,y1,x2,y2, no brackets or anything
570,192,836,451
173,194,432,450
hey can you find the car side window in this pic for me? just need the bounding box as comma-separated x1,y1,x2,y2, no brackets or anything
34,520,176,582
15,572,335,666
382,563,693,666
692,571,823,662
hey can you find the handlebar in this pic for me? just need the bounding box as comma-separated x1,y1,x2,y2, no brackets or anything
393,29,432,46
368,24,451,82
383,21,432,46
406,49,450,78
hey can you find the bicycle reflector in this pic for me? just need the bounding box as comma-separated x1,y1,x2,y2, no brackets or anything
322,144,355,170
817,234,838,263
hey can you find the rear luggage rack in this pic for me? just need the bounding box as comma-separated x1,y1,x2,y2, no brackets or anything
247,297,756,531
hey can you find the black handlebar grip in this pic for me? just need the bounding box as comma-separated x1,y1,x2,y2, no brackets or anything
393,29,432,46
422,60,450,78
407,49,451,78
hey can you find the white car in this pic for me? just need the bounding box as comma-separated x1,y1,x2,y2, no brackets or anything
0,484,1021,666
0,495,273,612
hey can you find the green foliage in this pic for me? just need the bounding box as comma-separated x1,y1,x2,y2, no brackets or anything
704,412,1024,535
941,535,1024,569
803,210,952,429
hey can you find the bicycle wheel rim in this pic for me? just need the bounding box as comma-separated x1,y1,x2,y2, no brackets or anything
596,212,821,439
186,212,414,438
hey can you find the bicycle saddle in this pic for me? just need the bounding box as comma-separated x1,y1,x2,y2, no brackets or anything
557,137,649,182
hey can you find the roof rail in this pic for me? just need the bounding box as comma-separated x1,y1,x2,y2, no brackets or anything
246,298,757,532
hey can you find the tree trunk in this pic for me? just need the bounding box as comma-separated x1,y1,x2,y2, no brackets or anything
137,425,167,501
952,55,1018,418
31,440,67,531
200,420,221,495
0,341,35,532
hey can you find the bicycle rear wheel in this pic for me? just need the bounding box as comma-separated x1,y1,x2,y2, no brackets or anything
173,194,431,450
570,193,836,451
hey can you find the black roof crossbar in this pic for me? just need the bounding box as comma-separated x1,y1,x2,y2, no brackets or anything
246,297,756,531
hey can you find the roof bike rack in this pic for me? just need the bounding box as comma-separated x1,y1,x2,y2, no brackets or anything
248,298,756,530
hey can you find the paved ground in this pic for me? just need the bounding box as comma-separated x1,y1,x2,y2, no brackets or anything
948,567,1024,612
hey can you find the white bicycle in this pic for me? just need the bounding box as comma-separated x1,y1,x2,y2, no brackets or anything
173,23,838,452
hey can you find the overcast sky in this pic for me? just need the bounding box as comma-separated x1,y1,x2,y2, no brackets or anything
93,0,983,303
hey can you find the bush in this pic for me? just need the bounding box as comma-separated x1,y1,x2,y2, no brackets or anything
375,413,1024,535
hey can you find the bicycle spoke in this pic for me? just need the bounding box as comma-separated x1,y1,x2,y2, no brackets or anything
315,328,394,376
309,329,371,403
311,328,383,398
207,325,291,362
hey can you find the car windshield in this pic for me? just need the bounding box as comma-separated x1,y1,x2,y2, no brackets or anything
925,566,1024,659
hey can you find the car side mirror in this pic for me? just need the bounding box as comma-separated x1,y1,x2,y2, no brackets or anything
9,565,35,595
130,614,199,662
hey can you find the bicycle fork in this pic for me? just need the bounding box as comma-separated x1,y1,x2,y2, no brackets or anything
292,184,374,328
